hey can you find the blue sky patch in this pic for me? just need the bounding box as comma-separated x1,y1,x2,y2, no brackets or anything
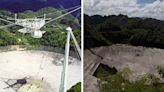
137,0,156,4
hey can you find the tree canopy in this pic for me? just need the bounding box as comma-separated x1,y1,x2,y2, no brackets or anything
0,7,81,48
85,14,164,49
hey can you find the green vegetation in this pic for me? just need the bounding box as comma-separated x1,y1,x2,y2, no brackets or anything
0,7,80,48
93,63,117,78
97,71,164,92
85,14,164,49
92,64,164,92
157,66,164,78
67,82,81,92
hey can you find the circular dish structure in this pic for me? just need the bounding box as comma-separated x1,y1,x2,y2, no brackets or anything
0,48,81,92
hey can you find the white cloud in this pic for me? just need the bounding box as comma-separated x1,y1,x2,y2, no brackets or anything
84,0,164,20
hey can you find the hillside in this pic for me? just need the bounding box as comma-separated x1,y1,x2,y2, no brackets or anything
85,14,164,49
0,7,80,48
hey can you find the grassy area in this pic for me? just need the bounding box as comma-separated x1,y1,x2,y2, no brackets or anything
67,82,81,92
93,64,164,92
98,73,164,92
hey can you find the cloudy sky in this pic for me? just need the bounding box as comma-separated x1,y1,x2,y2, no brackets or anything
84,0,164,20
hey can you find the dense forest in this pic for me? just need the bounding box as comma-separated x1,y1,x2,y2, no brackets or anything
84,14,164,49
0,7,80,48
